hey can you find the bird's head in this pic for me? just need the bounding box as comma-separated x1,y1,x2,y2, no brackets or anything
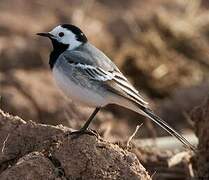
37,24,87,51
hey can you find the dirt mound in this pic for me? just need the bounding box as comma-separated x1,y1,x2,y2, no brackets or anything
0,109,151,180
1,0,209,139
191,95,209,178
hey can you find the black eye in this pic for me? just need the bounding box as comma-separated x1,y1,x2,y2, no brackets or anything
58,32,64,37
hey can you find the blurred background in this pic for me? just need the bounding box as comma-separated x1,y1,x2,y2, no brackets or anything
0,0,209,142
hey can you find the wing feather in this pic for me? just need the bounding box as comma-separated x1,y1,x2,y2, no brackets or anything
68,61,148,107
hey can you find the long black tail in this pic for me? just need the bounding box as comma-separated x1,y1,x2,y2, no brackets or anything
142,107,196,151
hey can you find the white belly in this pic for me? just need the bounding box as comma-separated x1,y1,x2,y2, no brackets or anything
52,67,108,107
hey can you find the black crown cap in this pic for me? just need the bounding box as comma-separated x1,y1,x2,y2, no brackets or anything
61,24,88,43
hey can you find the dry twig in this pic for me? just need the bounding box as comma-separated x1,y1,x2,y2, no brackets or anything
168,151,192,167
168,151,194,178
2,133,10,154
127,123,143,147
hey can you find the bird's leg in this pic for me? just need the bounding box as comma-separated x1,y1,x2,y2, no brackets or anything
80,107,101,131
70,107,101,137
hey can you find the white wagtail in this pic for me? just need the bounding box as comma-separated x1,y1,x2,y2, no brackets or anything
37,24,196,151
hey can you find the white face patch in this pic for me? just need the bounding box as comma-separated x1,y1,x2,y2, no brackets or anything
49,25,82,50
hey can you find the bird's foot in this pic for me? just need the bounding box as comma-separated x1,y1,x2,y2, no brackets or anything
66,128,99,139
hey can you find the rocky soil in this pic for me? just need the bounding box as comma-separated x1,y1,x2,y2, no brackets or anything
1,0,209,138
0,109,151,180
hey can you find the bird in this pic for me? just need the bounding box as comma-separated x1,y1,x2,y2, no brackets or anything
37,24,196,151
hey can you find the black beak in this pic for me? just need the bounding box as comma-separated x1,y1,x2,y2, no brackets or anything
36,32,53,38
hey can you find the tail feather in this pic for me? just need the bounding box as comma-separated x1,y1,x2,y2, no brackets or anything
112,95,196,151
143,108,196,151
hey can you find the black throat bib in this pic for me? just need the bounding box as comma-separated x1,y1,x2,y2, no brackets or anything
49,39,69,69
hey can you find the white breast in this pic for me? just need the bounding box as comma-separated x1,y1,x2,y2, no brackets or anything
52,67,108,107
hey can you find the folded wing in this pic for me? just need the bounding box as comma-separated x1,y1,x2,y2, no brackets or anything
66,60,148,107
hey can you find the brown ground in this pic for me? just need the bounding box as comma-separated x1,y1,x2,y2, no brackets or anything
1,0,209,138
0,109,151,180
191,95,209,178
